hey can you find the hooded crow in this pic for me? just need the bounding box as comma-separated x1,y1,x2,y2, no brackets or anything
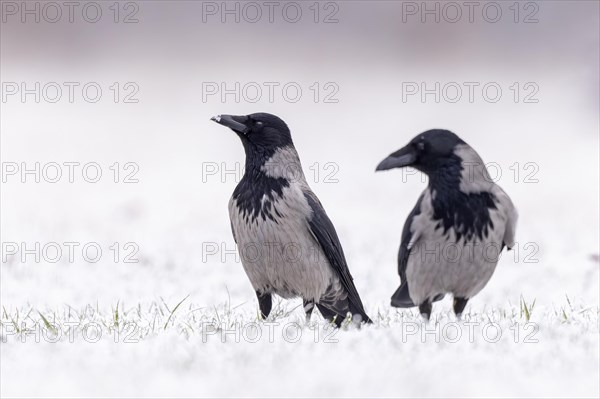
212,112,372,326
376,130,517,320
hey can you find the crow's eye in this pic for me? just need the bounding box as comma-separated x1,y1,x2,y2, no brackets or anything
255,121,263,127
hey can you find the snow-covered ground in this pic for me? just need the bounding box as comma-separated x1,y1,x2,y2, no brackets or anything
1,1,599,398
2,298,598,398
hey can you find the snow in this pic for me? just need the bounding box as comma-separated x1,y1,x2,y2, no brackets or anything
1,1,599,398
2,300,598,398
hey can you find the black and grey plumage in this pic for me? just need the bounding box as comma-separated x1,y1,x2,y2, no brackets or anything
376,130,517,320
211,112,372,326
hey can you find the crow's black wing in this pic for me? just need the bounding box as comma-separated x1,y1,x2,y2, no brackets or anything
304,192,372,323
398,194,424,283
391,194,423,307
392,193,444,308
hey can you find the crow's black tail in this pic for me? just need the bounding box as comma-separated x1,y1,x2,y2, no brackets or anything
317,292,373,326
349,301,373,324
391,283,445,308
391,283,415,308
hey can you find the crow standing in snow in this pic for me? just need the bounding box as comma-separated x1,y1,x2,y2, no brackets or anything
376,130,517,320
211,113,372,326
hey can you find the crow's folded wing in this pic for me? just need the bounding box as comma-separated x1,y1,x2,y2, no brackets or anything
304,192,372,323
392,192,445,307
398,193,424,283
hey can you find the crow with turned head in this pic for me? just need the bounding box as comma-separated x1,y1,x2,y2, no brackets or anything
376,130,517,320
212,112,372,326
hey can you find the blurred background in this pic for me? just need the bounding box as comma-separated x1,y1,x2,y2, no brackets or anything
1,0,598,314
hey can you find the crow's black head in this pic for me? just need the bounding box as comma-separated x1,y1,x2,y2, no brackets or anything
211,112,293,152
376,129,465,174
377,130,498,242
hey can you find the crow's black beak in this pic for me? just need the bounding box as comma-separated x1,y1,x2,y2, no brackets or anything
211,114,250,135
376,145,417,171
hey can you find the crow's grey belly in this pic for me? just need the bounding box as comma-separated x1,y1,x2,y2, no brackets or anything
229,197,334,301
406,210,507,304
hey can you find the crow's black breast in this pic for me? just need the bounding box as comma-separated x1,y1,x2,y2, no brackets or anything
428,156,498,242
232,172,289,224
431,190,497,242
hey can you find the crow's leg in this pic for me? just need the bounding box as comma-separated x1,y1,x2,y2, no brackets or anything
418,300,432,321
303,300,315,324
453,297,469,320
256,291,272,320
